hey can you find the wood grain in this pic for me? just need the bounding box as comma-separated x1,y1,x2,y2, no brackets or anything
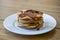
0,21,60,40
0,0,60,40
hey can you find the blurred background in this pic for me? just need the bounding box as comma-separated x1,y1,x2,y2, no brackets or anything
0,0,60,19
0,0,60,40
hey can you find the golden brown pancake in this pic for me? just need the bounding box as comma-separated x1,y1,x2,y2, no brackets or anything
17,9,43,29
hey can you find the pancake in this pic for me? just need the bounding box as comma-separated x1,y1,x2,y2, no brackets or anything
17,9,43,29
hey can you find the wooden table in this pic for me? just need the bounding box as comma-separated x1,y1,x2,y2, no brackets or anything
0,0,60,40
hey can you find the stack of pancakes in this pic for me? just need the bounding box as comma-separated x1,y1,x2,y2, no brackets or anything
17,9,43,29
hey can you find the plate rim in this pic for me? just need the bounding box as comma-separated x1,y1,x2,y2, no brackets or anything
3,13,57,35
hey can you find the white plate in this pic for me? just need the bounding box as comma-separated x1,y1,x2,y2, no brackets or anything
3,13,57,35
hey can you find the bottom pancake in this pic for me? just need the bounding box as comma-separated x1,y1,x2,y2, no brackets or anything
17,20,43,29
